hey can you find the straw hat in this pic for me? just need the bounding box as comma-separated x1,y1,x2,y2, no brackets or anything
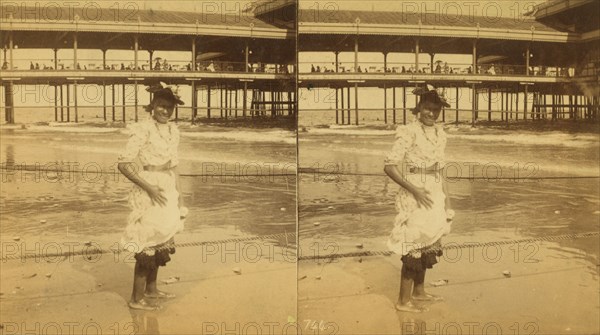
411,84,450,114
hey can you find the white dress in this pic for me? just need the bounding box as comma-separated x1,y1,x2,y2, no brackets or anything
384,120,451,256
118,117,184,253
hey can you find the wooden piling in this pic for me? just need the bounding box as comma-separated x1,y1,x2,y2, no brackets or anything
392,86,397,124
402,86,407,125
122,84,126,122
383,84,387,124
112,84,116,122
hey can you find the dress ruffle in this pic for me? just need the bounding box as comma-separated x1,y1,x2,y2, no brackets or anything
120,170,184,252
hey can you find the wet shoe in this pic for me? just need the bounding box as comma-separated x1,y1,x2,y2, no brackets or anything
128,299,162,311
395,301,427,313
412,293,444,302
144,291,176,299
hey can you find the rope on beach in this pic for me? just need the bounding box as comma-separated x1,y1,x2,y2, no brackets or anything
297,231,600,261
297,168,600,180
0,232,297,262
0,165,296,178
3,231,599,262
2,166,598,180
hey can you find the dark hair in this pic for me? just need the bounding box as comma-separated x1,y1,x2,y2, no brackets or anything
411,85,450,114
144,84,184,113
145,96,176,113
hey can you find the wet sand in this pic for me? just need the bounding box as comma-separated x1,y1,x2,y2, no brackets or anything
298,126,600,334
0,123,298,333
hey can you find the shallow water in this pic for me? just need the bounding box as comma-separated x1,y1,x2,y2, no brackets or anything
0,129,296,246
298,129,600,266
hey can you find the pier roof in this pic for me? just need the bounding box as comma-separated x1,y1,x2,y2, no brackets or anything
298,9,582,43
526,0,599,34
0,5,294,39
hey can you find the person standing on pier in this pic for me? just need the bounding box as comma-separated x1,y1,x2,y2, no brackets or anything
118,82,187,310
384,84,454,313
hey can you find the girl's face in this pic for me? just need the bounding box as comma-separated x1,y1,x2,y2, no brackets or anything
418,103,442,126
152,104,174,124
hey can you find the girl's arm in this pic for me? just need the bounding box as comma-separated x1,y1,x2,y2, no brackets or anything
173,166,184,208
118,162,167,206
442,178,451,211
384,164,433,209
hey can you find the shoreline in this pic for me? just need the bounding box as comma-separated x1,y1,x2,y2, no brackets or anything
300,119,600,134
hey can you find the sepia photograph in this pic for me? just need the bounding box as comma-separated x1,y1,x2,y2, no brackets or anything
1,0,599,334
1,1,297,334
297,0,598,334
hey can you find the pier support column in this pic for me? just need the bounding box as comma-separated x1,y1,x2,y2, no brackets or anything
74,81,78,123
122,84,126,122
8,32,13,70
134,80,138,122
224,85,229,119
354,36,359,73
54,84,58,121
73,33,78,70
456,87,459,124
354,83,359,125
112,84,116,122
243,82,248,117
402,86,407,125
134,35,139,70
415,39,420,72
53,48,58,70
525,45,530,76
515,86,519,121
101,49,106,70
335,51,339,73
392,86,396,124
335,87,339,124
383,51,388,73
4,82,14,124
66,84,70,122
347,86,351,124
383,84,387,124
472,40,477,74
429,53,435,74
60,84,64,122
340,87,345,124
488,88,492,121
103,81,106,121
471,84,476,127
524,85,528,120
191,82,196,122
207,84,212,119
191,37,196,71
245,41,249,73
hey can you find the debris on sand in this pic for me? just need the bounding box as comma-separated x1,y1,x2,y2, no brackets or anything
430,279,449,287
160,276,180,284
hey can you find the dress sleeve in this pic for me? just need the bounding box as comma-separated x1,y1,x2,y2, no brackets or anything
169,124,180,167
384,125,415,166
436,126,447,165
118,123,148,163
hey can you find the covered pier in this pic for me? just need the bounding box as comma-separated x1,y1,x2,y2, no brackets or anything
0,2,296,124
298,2,599,126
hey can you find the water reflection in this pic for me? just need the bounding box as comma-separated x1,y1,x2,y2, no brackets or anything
299,174,600,265
129,311,160,335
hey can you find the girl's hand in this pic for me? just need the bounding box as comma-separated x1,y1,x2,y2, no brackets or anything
146,185,167,207
412,187,433,209
446,209,455,222
178,194,184,208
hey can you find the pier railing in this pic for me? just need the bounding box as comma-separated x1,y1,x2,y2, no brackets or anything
299,62,577,77
299,105,598,126
1,59,296,74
